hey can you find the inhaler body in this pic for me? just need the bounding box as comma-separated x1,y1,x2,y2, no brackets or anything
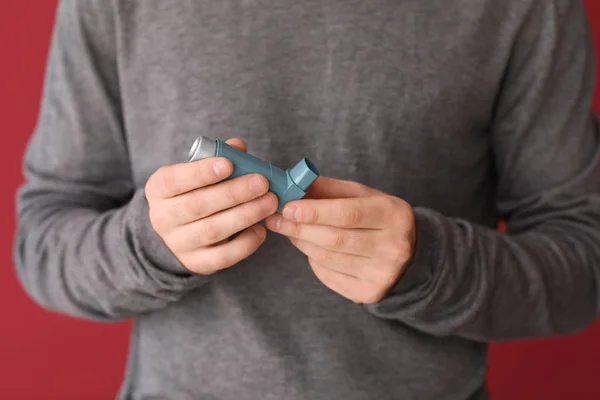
188,137,320,211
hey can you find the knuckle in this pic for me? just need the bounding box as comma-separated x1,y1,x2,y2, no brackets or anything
387,197,411,225
204,222,222,243
194,160,215,182
260,194,277,216
325,231,345,249
341,208,362,227
304,208,318,224
168,204,186,225
242,214,258,231
384,236,412,264
193,221,221,245
244,202,265,227
187,229,203,249
290,221,303,238
181,191,205,219
223,184,243,205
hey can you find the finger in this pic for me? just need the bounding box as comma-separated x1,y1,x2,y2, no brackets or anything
282,195,401,229
146,157,234,199
168,192,278,250
225,138,247,152
308,260,368,303
164,173,270,227
292,238,363,278
309,259,389,304
145,137,246,199
304,177,376,200
265,214,381,257
180,224,267,274
291,238,397,285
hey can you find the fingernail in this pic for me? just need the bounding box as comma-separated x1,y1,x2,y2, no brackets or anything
249,175,266,193
213,159,229,177
252,225,266,240
283,205,297,220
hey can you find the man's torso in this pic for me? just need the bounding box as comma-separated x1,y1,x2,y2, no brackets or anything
110,1,531,398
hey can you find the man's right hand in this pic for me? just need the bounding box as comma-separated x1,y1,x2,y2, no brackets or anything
145,138,279,275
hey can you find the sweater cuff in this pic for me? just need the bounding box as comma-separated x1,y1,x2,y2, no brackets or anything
123,189,210,288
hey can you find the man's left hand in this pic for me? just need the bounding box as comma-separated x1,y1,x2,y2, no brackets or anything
265,177,417,304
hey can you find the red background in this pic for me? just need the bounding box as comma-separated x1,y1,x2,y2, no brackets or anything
1,2,599,399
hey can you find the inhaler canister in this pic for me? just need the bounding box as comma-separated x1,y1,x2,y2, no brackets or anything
188,136,320,212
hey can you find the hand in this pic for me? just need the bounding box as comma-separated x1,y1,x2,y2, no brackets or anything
146,138,279,275
265,177,416,304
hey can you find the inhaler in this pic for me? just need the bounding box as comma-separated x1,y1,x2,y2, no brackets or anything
187,137,320,212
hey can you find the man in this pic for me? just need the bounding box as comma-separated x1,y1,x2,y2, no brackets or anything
14,0,600,399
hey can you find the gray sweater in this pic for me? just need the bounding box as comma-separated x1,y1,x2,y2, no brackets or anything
14,1,600,399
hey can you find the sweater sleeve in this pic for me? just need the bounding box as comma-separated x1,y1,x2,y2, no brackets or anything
13,0,208,322
364,0,600,341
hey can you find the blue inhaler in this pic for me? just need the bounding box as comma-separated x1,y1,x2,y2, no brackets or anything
187,136,320,212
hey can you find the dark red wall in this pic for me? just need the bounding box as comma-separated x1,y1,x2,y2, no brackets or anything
1,2,599,399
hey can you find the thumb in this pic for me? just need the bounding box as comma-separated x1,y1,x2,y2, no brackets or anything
305,176,377,199
225,138,247,152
